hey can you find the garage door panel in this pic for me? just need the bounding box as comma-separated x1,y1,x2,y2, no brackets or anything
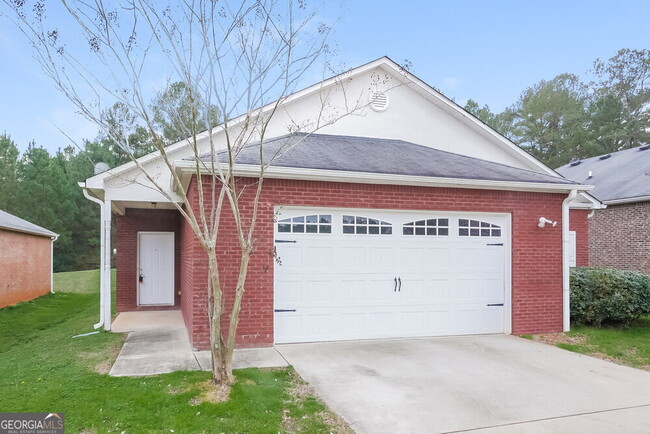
274,208,509,344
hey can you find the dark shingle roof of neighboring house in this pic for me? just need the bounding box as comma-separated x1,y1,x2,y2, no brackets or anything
194,133,578,186
0,210,58,238
556,145,650,203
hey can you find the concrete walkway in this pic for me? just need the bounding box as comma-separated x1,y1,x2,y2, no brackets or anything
109,311,287,377
277,335,650,433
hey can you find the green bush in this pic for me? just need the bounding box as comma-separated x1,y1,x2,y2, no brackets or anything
570,267,650,326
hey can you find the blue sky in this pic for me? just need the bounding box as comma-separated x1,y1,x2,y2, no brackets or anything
1,0,649,153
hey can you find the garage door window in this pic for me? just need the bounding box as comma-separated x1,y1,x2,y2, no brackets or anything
458,219,501,237
403,218,449,236
342,215,392,235
278,215,332,233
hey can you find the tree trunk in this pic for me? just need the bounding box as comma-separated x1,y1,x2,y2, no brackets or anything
206,247,234,385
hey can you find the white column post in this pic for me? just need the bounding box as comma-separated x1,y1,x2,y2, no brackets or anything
103,200,113,331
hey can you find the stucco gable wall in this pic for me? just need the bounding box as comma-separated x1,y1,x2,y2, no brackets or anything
101,64,548,203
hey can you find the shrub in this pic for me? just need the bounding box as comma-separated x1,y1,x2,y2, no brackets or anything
570,267,650,326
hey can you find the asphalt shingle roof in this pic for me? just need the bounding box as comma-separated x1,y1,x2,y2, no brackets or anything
195,133,576,186
556,145,650,202
0,210,58,238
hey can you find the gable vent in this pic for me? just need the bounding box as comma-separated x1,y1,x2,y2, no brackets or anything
369,90,389,112
599,154,611,160
640,144,650,151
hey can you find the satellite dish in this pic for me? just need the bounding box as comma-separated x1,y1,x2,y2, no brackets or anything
94,162,110,175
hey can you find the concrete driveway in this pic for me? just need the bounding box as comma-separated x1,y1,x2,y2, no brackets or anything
277,335,650,433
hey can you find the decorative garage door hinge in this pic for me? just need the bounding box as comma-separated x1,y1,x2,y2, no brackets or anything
486,243,504,246
486,303,504,307
274,309,297,312
275,240,297,243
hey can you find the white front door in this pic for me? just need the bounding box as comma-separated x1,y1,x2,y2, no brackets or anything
138,232,175,306
274,208,510,344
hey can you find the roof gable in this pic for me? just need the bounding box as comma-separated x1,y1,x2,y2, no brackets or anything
87,56,565,203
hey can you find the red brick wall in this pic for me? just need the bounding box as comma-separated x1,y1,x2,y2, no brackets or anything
182,176,567,349
0,229,52,308
569,209,589,267
115,208,181,312
588,202,650,273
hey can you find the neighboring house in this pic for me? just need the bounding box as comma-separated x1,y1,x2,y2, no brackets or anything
557,145,650,274
81,57,597,349
0,210,58,308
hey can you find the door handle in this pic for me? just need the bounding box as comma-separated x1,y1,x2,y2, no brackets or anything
394,277,397,292
398,277,402,292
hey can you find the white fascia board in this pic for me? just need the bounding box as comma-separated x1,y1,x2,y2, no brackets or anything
603,195,650,205
173,160,594,194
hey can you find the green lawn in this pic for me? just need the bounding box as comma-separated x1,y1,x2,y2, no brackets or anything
538,317,650,370
53,269,115,294
1,271,348,433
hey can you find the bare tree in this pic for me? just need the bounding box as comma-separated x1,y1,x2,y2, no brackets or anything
3,0,405,388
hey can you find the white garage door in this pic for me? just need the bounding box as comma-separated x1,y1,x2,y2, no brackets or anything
274,208,510,344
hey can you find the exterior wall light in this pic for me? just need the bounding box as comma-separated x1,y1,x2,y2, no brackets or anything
538,217,557,228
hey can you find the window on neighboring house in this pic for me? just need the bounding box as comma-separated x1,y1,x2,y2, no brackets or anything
458,219,501,237
342,215,392,235
403,218,449,236
277,215,332,233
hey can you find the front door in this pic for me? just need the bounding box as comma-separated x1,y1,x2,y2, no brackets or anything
138,232,175,305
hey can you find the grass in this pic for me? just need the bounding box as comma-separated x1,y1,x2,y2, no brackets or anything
53,269,116,294
535,316,650,370
1,270,348,433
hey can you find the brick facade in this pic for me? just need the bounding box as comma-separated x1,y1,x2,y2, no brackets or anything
116,178,571,349
569,209,589,267
115,208,181,312
175,176,567,350
588,201,650,273
0,229,52,308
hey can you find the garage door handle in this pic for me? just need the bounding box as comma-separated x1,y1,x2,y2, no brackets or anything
274,309,297,312
487,303,504,307
398,277,402,292
394,277,397,292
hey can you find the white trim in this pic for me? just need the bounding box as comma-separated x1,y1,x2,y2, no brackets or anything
173,161,593,194
136,231,175,306
603,195,650,205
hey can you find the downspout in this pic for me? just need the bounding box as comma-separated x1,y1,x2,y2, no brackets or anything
80,184,106,330
50,234,60,293
562,189,578,332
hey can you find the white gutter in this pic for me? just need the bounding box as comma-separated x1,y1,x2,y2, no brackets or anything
50,234,60,293
173,161,595,194
603,194,650,205
562,189,578,332
81,184,107,330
